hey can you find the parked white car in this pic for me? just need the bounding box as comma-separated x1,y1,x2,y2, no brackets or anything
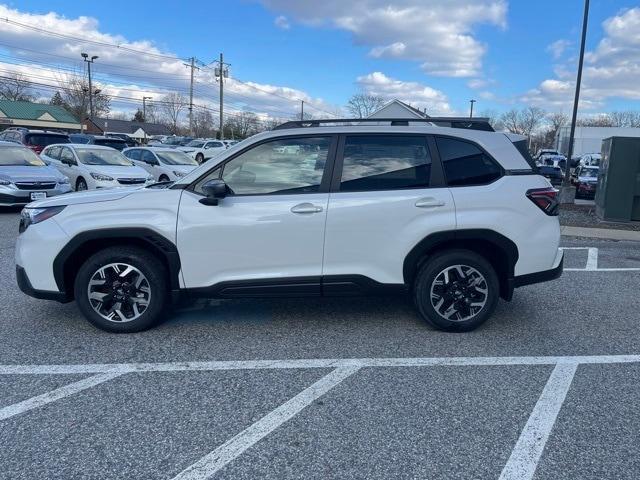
41,144,154,191
17,118,562,333
178,139,226,163
123,147,199,182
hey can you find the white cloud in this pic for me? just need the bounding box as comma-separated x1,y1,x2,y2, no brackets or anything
355,71,453,115
274,15,290,29
546,39,572,59
0,5,336,121
524,7,640,110
259,0,508,77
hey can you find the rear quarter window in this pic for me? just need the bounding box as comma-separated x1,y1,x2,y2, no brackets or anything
435,137,502,187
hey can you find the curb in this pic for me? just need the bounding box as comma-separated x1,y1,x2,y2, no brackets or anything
561,226,640,242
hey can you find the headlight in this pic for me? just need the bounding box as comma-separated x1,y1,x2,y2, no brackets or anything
58,177,70,185
90,173,114,182
0,179,12,186
19,206,65,233
173,171,186,178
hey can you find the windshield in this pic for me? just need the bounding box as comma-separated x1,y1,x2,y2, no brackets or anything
581,168,598,178
75,148,133,166
186,140,205,148
0,146,46,166
156,151,198,165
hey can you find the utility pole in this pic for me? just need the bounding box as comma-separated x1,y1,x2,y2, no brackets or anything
142,96,152,122
214,53,229,140
561,0,590,204
301,100,304,120
184,57,200,136
469,99,476,118
81,53,98,118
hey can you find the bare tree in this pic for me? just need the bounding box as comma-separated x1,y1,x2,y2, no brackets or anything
479,109,503,131
159,92,187,134
578,114,614,127
608,111,640,127
500,109,523,134
346,93,385,118
192,108,216,138
60,76,111,120
226,111,259,139
520,107,546,138
0,72,34,102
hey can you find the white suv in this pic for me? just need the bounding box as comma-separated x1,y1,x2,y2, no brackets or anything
178,139,227,164
16,118,563,333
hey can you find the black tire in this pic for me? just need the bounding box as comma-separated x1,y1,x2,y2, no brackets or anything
196,153,204,164
74,246,168,333
159,175,170,182
76,177,87,191
413,249,499,332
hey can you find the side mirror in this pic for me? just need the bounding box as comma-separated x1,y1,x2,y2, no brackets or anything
200,178,228,206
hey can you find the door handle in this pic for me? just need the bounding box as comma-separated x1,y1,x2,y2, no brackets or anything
291,203,324,214
415,197,446,208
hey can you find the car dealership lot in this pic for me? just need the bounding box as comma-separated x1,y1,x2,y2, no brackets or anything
1,209,640,479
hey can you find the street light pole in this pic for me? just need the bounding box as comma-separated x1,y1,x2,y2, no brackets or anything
142,96,152,122
561,0,590,203
81,53,99,118
469,99,476,118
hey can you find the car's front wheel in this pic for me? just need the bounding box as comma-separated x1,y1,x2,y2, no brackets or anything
159,174,170,182
76,177,87,191
196,153,204,164
74,246,168,333
413,250,499,332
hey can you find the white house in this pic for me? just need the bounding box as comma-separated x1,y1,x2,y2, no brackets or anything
367,99,428,120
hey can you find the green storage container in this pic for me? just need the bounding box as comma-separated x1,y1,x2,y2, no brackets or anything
596,137,640,222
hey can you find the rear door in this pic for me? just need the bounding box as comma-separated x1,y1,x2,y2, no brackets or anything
322,134,456,286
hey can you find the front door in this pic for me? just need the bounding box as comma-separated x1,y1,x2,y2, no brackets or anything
177,135,336,292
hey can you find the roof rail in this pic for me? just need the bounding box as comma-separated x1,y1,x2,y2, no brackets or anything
273,117,494,132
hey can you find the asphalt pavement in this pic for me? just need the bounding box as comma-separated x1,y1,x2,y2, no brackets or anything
1,208,639,480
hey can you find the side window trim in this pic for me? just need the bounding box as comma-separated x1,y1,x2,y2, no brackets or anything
434,134,504,187
330,133,437,193
187,134,339,196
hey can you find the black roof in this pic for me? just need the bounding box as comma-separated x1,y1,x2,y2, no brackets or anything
274,117,494,132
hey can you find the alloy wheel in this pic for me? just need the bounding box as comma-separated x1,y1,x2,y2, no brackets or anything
87,262,151,323
429,264,488,322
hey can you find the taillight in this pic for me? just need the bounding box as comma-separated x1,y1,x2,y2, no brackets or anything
526,187,559,216
28,145,42,154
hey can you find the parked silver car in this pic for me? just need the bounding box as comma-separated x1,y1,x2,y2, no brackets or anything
0,142,71,206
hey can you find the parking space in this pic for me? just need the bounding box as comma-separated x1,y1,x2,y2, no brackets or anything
2,210,640,479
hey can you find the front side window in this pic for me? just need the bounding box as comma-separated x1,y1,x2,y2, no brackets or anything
44,146,61,159
124,149,142,161
436,137,502,186
205,142,223,149
60,147,75,163
197,136,331,195
339,135,431,192
156,151,197,165
141,150,157,164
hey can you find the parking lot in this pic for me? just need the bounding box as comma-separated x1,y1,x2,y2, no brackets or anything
1,209,640,480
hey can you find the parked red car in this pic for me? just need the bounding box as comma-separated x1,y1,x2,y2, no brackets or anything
0,129,70,154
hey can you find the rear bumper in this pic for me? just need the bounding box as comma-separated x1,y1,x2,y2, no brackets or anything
513,250,564,288
16,265,70,302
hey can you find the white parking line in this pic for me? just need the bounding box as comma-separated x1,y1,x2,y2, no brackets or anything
561,247,640,272
1,354,640,375
171,366,360,480
0,372,124,421
498,363,578,480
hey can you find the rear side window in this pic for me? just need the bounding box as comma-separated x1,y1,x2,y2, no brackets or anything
25,134,70,147
436,137,502,186
339,135,431,192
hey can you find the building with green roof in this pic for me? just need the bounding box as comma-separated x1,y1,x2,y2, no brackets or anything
0,100,81,131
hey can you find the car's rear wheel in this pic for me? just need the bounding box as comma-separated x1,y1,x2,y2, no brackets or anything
196,153,204,164
74,246,168,333
76,177,87,191
413,250,499,332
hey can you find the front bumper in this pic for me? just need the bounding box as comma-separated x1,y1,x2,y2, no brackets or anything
0,185,72,206
16,265,70,302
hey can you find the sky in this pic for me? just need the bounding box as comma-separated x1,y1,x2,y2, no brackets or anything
0,0,638,121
